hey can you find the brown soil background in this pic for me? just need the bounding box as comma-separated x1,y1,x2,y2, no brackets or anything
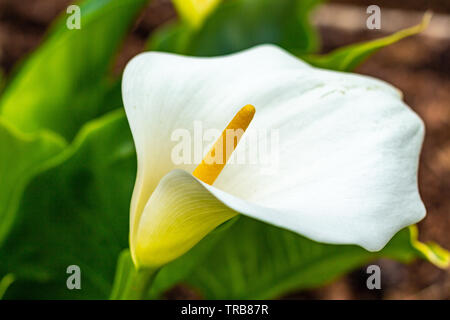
0,0,448,299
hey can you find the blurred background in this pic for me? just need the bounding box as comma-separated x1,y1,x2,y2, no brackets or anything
0,0,448,299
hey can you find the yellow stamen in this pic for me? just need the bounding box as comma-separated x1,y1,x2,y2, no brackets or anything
193,104,255,185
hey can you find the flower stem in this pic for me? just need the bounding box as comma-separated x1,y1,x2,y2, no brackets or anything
118,268,159,300
110,249,159,300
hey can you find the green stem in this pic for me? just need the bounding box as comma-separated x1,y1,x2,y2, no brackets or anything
119,268,159,300
110,249,159,300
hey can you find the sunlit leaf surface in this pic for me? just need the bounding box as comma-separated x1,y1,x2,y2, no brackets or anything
0,0,149,140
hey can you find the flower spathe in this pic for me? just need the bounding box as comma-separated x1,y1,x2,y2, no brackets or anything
122,44,426,269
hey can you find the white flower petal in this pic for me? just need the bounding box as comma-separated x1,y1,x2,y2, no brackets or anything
122,44,425,260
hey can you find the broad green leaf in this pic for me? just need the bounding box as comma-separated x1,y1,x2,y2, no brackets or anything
0,110,135,299
172,0,222,29
301,12,432,72
0,0,149,140
154,218,448,299
0,119,66,247
149,0,322,56
146,217,239,298
147,21,194,55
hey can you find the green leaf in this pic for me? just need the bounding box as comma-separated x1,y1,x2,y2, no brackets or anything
0,0,147,251
148,21,194,55
151,217,448,299
300,12,432,72
148,217,239,298
149,0,322,56
0,0,149,140
0,110,135,299
407,225,450,269
0,119,66,247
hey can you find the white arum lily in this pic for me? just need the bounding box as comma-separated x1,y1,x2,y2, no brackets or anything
122,44,425,270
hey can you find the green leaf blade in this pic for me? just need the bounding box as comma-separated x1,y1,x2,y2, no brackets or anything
152,217,448,299
0,119,67,247
0,110,135,299
0,0,149,140
301,12,432,72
